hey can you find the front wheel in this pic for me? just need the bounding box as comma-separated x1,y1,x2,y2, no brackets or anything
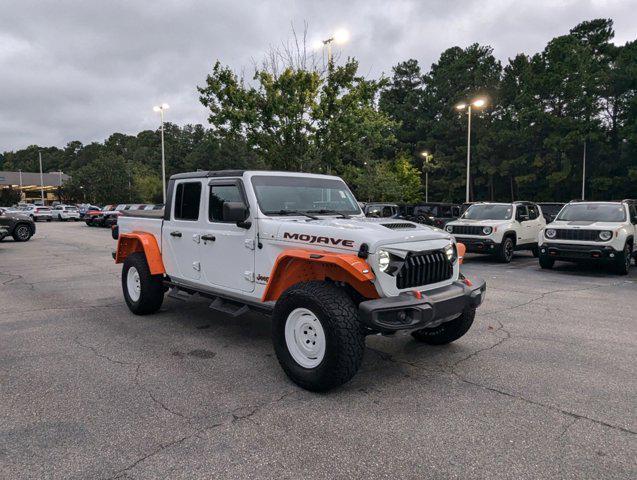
122,252,164,315
539,256,554,269
272,281,365,392
12,223,33,242
613,243,632,275
411,309,475,345
497,237,514,263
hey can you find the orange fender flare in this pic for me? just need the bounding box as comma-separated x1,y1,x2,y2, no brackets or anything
457,242,466,264
262,249,379,302
115,232,165,275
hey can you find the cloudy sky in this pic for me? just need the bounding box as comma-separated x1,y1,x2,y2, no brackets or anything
1,0,634,151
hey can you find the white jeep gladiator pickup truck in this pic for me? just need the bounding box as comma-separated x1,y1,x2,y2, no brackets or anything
539,199,636,275
113,170,486,391
445,201,546,263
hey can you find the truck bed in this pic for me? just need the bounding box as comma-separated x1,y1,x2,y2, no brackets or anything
118,213,164,249
121,209,164,218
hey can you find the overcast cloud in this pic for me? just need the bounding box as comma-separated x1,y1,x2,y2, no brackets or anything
0,0,634,151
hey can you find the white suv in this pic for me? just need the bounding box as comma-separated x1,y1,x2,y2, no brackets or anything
19,205,53,222
445,202,546,263
52,205,80,221
539,200,636,275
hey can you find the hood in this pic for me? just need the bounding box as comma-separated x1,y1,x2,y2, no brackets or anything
1,211,31,221
547,220,621,228
448,218,509,227
268,216,452,252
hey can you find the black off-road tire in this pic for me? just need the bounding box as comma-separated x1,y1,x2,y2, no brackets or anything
613,242,632,275
121,252,164,315
272,281,365,392
12,223,33,242
539,255,555,269
411,309,476,345
531,246,539,257
497,237,515,263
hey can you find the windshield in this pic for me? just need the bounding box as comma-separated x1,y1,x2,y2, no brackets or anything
462,204,513,220
556,203,626,222
540,204,563,215
252,175,361,216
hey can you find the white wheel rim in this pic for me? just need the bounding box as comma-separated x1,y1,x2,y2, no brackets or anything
127,266,141,302
284,308,326,368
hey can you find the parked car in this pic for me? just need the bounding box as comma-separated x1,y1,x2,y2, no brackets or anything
78,204,101,219
18,204,53,222
143,204,164,211
51,204,80,221
0,208,36,241
409,203,462,229
445,201,546,263
537,202,565,223
114,170,485,391
538,199,636,274
363,203,400,218
85,205,113,227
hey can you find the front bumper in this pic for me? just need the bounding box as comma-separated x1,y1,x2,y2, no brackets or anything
455,236,497,254
539,242,621,262
359,278,486,332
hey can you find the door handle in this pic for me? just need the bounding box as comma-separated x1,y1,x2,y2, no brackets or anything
170,231,182,238
201,234,216,242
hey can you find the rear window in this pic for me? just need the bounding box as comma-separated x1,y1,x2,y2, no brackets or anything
174,182,202,221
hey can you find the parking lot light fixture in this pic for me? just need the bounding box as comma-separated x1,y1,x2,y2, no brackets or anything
320,28,350,64
456,98,487,203
153,103,170,204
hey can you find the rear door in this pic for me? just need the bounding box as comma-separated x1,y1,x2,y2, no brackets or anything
528,204,545,243
515,205,534,245
161,179,204,281
200,179,256,293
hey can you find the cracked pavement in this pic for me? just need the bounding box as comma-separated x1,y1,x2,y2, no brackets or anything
1,222,635,479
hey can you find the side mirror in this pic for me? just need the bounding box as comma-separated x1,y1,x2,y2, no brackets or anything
223,201,251,228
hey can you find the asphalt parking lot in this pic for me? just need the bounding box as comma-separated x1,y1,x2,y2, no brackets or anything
1,222,635,479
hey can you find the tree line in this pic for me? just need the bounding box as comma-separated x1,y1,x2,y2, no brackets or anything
0,18,634,205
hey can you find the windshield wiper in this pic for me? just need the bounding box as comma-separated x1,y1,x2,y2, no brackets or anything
269,209,319,220
307,209,351,219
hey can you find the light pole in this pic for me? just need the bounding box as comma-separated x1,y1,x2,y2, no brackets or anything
456,98,486,203
581,140,586,200
420,151,433,202
38,151,45,205
153,103,170,204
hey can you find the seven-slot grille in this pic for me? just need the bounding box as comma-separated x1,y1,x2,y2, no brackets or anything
450,225,485,236
553,229,602,241
395,250,452,289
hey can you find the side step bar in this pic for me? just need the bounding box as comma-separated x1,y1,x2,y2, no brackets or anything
163,281,274,316
208,297,250,317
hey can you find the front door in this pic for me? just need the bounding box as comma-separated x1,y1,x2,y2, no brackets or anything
161,179,204,281
200,180,256,293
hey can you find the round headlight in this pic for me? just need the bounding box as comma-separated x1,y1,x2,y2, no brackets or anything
378,250,390,272
445,225,453,233
444,243,458,264
599,230,612,241
545,228,557,239
482,226,492,235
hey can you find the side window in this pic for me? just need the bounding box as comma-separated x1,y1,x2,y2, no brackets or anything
630,204,637,224
381,206,393,217
528,205,539,220
174,182,202,221
209,184,243,222
516,205,528,220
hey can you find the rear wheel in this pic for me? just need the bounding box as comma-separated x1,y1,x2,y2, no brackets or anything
411,309,475,345
497,237,515,263
613,242,632,275
272,281,365,392
122,252,164,315
12,223,33,242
